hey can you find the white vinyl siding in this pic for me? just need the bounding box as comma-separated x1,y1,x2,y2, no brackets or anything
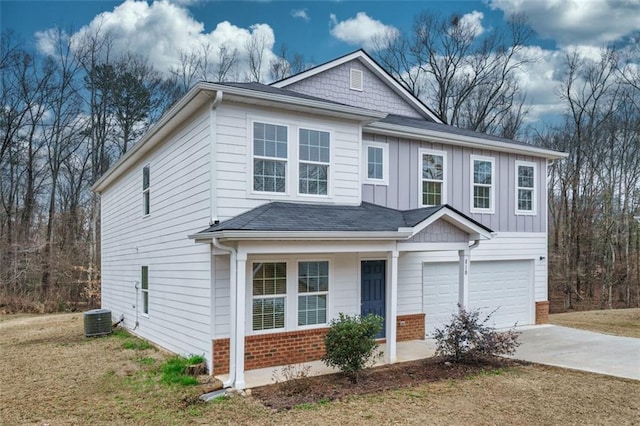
515,161,536,215
100,106,212,365
471,155,495,213
420,149,447,206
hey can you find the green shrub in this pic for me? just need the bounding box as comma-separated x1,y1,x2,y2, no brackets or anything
433,306,520,363
161,356,199,386
322,313,383,382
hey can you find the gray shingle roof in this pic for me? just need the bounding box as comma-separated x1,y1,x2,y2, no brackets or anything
196,201,492,234
377,114,536,148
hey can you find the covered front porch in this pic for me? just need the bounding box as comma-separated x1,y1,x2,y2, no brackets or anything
191,201,494,389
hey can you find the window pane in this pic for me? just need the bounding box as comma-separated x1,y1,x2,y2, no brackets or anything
422,181,442,206
423,154,443,180
142,166,149,189
299,129,330,163
299,163,328,195
298,295,327,326
368,146,383,180
254,159,286,193
253,262,286,296
143,191,150,215
474,160,492,184
474,186,491,209
141,266,148,289
253,297,285,331
254,123,287,159
518,189,533,211
518,165,534,188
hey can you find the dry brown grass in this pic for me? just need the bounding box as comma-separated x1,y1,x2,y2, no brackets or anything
550,308,640,338
1,313,638,425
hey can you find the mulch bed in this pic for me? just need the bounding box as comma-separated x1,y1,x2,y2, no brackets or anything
252,356,526,411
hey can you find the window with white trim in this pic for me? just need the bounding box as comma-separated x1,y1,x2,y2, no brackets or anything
142,165,150,216
471,155,495,213
420,149,446,206
141,266,149,315
363,141,389,184
516,161,536,214
298,261,328,326
253,122,287,193
298,128,330,195
252,262,286,331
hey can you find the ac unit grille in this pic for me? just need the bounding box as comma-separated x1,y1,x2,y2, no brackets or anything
84,309,112,337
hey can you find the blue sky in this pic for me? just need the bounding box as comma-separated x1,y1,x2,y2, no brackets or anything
2,0,640,126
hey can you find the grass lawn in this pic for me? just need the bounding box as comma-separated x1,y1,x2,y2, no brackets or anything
550,308,640,338
1,313,638,425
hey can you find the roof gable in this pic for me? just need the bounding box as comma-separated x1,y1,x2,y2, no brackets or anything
272,50,442,123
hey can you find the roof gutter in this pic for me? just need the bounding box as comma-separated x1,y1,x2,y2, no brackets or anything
366,122,568,160
190,230,414,242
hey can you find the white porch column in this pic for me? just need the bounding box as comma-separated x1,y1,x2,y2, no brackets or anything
386,247,399,364
458,248,470,309
234,250,247,389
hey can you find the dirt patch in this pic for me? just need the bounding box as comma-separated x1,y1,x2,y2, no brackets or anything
252,357,524,411
550,308,640,338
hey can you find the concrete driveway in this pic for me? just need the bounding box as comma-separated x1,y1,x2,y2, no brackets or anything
512,325,640,381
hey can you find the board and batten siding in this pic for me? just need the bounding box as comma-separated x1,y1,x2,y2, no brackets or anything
101,106,212,362
396,232,548,316
214,102,363,221
284,59,423,119
361,133,547,233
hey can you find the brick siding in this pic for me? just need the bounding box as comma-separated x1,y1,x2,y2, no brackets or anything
535,301,550,324
397,313,426,341
212,338,230,375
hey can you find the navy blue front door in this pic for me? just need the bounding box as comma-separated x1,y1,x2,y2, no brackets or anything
361,260,386,338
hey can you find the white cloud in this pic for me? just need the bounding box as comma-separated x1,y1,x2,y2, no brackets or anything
458,11,485,38
489,0,640,47
329,12,399,50
291,9,310,22
36,0,279,82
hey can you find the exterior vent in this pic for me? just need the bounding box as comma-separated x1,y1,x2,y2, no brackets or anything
84,309,112,337
350,68,363,91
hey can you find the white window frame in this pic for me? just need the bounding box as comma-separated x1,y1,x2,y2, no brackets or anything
515,160,537,215
297,127,331,197
142,164,150,217
250,261,287,333
419,148,447,207
297,260,329,328
141,266,149,316
470,155,495,214
363,141,389,185
251,120,289,195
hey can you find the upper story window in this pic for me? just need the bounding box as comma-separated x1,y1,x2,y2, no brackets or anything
298,129,330,195
252,262,286,331
253,122,288,193
141,266,149,315
142,165,150,216
298,261,329,326
363,141,389,185
471,155,495,213
516,161,536,215
420,149,447,206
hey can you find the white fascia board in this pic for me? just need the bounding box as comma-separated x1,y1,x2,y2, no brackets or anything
271,51,442,123
400,208,493,240
190,230,412,242
366,122,568,160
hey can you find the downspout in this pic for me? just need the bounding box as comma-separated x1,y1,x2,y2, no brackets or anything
209,91,223,225
469,239,481,250
212,237,236,389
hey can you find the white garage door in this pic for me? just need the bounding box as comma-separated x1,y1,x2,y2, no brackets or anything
423,260,533,336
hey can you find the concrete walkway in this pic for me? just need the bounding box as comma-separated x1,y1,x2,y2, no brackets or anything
512,325,640,381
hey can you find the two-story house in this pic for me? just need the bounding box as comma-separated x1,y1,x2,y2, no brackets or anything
92,50,566,389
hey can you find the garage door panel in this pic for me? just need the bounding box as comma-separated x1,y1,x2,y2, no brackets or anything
423,260,532,335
